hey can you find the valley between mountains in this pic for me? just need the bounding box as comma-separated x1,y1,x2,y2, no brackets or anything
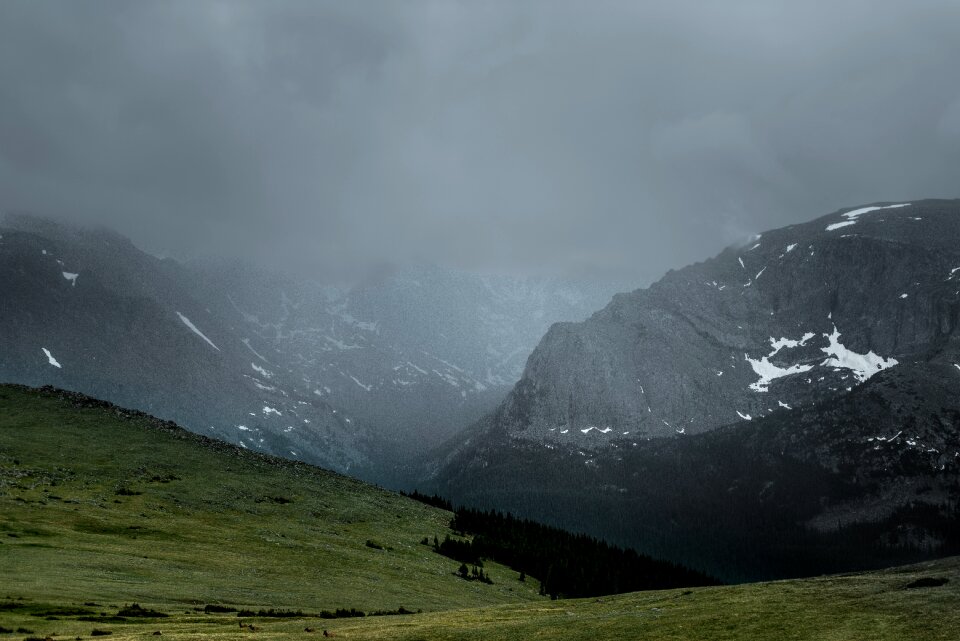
3,200,960,639
0,213,621,482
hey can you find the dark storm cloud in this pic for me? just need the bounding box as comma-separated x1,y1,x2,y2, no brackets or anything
1,1,959,281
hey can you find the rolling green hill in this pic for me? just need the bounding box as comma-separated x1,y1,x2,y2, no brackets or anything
0,384,542,612
2,384,957,641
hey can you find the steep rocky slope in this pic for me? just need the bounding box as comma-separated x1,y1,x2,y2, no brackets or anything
428,199,960,580
480,199,960,443
191,261,615,455
0,215,368,472
0,214,616,479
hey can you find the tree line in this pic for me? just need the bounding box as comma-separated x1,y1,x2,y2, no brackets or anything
423,505,719,599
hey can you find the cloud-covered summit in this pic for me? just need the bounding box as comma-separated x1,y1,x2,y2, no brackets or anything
1,1,958,281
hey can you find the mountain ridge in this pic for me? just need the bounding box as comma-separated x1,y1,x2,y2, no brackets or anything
460,198,960,445
426,199,960,581
0,212,620,482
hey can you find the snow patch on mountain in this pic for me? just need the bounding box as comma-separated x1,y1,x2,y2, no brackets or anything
842,203,911,221
746,354,814,392
251,362,273,378
350,375,373,391
746,333,818,392
769,333,815,355
433,370,460,387
820,326,898,382
405,361,428,375
827,203,911,231
241,338,270,363
580,426,614,434
41,347,61,368
826,220,857,231
176,312,220,351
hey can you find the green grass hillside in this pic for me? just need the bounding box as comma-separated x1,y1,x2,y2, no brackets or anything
0,385,542,613
2,384,958,641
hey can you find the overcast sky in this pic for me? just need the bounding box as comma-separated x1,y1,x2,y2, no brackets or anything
1,1,959,283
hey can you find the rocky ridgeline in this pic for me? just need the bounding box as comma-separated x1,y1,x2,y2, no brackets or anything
427,200,960,581
0,214,617,481
492,199,960,444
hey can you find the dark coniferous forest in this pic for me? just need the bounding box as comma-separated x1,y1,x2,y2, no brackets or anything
423,505,719,598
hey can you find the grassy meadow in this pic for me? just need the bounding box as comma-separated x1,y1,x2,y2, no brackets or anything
2,385,957,640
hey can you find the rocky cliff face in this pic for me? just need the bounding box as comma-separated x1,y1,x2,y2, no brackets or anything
428,200,960,581
493,199,960,443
